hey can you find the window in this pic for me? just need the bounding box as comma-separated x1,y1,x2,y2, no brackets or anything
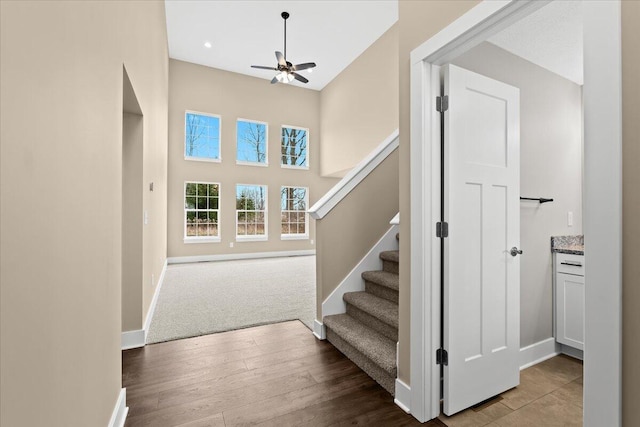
236,119,268,165
184,182,220,242
184,112,221,161
281,186,308,239
236,184,267,240
281,126,308,169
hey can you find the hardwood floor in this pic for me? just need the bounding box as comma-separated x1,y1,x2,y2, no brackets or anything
123,320,437,426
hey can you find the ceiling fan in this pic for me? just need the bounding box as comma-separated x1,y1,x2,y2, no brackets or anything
251,11,317,84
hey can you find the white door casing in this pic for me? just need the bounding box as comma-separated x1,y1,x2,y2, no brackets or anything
443,64,521,415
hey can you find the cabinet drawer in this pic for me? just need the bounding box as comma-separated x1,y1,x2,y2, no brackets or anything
555,253,585,276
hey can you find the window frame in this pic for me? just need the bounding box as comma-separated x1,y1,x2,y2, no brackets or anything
236,118,269,167
235,183,268,242
280,185,309,240
183,181,221,244
280,125,310,170
184,110,222,163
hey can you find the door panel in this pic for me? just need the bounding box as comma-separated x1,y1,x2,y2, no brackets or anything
443,64,521,415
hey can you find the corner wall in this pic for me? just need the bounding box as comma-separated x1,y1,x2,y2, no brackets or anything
0,1,168,425
319,24,399,178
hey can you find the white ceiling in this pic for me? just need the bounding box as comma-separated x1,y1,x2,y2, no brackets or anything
488,0,583,85
165,1,398,91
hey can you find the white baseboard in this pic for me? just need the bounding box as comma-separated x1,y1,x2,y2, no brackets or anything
108,388,128,427
121,329,145,350
321,225,399,318
167,249,315,264
313,319,326,340
559,344,584,360
143,259,168,333
520,337,560,370
394,378,411,413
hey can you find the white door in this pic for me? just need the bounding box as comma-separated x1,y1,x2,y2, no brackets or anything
442,64,521,415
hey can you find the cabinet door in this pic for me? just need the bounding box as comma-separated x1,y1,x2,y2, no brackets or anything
556,272,585,350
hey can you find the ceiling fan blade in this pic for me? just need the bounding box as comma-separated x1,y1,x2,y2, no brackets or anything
292,72,309,84
252,65,278,70
275,51,286,67
271,76,279,84
292,62,316,71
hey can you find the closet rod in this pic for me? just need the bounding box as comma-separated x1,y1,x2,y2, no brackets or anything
520,197,554,203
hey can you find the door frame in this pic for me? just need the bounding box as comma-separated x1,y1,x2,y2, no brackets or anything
409,0,622,424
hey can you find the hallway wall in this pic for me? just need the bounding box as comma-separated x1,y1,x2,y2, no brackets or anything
0,1,168,425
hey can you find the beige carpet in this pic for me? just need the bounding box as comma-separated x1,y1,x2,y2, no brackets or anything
146,256,315,344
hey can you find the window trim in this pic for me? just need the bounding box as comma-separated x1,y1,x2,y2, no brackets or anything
280,185,309,240
280,124,310,170
236,118,269,167
183,181,221,243
184,110,222,163
235,183,268,241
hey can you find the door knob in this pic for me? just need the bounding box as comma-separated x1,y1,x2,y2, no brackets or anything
510,247,523,257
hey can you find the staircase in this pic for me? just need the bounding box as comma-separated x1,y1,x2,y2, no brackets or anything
323,241,399,395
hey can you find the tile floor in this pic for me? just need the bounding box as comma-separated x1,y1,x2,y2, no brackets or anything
439,355,583,427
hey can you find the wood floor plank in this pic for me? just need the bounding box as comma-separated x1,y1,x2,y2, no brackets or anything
123,321,420,427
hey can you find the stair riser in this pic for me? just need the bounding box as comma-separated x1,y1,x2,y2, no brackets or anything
346,304,398,342
365,281,399,303
326,328,396,396
382,260,399,275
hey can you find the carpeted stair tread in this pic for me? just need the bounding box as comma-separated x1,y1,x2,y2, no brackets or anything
343,291,398,329
379,250,399,263
361,270,399,291
323,314,397,376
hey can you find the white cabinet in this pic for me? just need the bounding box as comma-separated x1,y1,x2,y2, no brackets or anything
554,253,585,350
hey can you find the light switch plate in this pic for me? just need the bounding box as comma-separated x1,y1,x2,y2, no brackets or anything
568,211,573,227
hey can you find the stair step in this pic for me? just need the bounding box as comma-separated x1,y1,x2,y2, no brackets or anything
344,292,398,329
380,250,399,274
324,314,397,394
361,270,399,292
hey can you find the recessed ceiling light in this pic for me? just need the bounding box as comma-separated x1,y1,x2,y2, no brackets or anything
204,41,212,49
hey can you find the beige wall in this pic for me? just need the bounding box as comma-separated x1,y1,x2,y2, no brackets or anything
397,0,481,384
452,42,583,348
319,24,399,178
315,150,400,317
622,1,640,425
0,1,168,426
168,60,338,259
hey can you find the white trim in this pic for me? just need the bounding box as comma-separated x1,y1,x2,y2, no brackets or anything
167,249,315,264
321,224,399,318
280,124,310,169
394,379,412,414
559,344,584,361
390,213,400,225
236,117,268,165
235,235,268,242
519,338,560,371
313,319,326,340
183,181,221,242
308,129,399,220
280,235,309,241
108,388,128,427
143,259,167,334
409,0,622,423
184,237,221,244
184,110,222,162
121,329,145,351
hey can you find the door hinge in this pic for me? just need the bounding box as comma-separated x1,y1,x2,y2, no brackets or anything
436,221,449,238
436,348,448,366
436,95,449,112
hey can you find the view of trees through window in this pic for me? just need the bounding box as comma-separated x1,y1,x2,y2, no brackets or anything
281,186,307,236
236,184,267,237
185,182,219,238
185,112,220,160
281,126,308,168
237,120,267,164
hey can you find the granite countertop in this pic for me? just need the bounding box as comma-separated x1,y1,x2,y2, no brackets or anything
551,235,584,256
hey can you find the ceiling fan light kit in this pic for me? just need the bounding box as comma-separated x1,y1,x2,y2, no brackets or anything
251,11,316,85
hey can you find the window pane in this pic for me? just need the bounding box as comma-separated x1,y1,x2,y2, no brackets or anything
186,183,197,196
197,197,207,209
208,184,219,196
185,113,220,160
237,120,267,163
185,197,196,209
281,127,307,167
210,197,218,209
197,183,207,196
